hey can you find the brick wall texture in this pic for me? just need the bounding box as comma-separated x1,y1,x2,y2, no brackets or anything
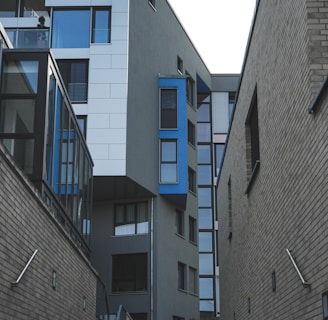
0,143,97,320
217,0,328,319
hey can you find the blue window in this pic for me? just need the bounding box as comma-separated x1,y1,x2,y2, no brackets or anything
160,89,177,129
52,10,90,48
160,140,177,183
92,8,111,43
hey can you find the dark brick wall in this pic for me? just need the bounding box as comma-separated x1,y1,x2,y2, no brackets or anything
0,143,97,320
218,0,328,319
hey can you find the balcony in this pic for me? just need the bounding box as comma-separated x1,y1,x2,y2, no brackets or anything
6,28,49,49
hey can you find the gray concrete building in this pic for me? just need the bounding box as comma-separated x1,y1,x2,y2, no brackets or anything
217,0,328,319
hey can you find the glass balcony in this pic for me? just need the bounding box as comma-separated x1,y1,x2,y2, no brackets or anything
6,28,49,49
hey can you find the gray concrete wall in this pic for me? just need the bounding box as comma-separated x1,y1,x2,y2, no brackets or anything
218,0,328,319
0,143,97,319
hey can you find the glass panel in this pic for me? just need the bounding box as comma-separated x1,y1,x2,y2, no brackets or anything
161,163,177,183
137,202,148,234
52,10,90,48
161,89,177,128
200,300,215,312
199,278,214,299
0,99,35,134
199,232,213,252
199,208,213,229
215,144,225,176
198,145,211,164
323,294,328,317
189,267,196,294
197,103,210,122
1,60,39,94
197,123,211,142
198,187,212,207
198,165,212,185
161,141,176,161
2,139,34,174
0,1,18,17
93,9,110,43
199,254,213,275
16,29,49,49
22,0,47,17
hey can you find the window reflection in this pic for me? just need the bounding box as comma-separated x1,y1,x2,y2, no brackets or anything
52,10,90,48
199,232,213,252
199,253,213,275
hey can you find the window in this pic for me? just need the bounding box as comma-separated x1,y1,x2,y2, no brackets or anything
114,202,148,236
112,253,147,292
246,87,260,174
199,253,213,275
189,267,197,294
178,262,186,291
199,232,213,252
186,72,194,106
177,56,183,74
199,208,213,229
52,10,91,48
187,120,195,146
197,123,211,142
175,210,184,236
198,165,212,185
76,115,87,138
189,216,197,243
92,7,111,43
215,144,225,176
0,1,18,17
173,316,184,320
199,278,213,299
57,60,89,103
198,145,211,164
160,89,177,129
323,292,328,320
160,139,178,183
130,313,148,320
188,167,196,193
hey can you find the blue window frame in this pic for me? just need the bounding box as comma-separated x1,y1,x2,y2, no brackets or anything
52,10,90,48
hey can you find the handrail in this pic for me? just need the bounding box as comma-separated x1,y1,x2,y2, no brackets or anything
116,304,133,320
11,249,38,286
286,248,310,288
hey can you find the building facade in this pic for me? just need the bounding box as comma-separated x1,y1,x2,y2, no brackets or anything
0,1,239,319
217,0,328,319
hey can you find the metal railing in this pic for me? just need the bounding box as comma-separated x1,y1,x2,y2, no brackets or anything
116,305,133,320
286,248,310,288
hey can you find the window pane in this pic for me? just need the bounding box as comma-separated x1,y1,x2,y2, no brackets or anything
23,0,47,17
199,278,214,299
0,1,18,17
198,145,211,164
92,9,111,43
2,139,34,174
175,210,184,235
178,263,186,290
1,60,39,94
112,253,147,292
161,141,176,161
198,188,212,207
161,163,177,183
57,60,88,103
137,202,148,234
215,144,225,176
199,254,213,275
161,89,177,128
199,232,213,252
198,165,212,185
200,300,215,312
52,10,90,48
197,103,210,122
197,123,211,142
199,209,213,229
0,99,35,134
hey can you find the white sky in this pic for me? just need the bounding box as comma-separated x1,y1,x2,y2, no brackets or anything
168,0,257,74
